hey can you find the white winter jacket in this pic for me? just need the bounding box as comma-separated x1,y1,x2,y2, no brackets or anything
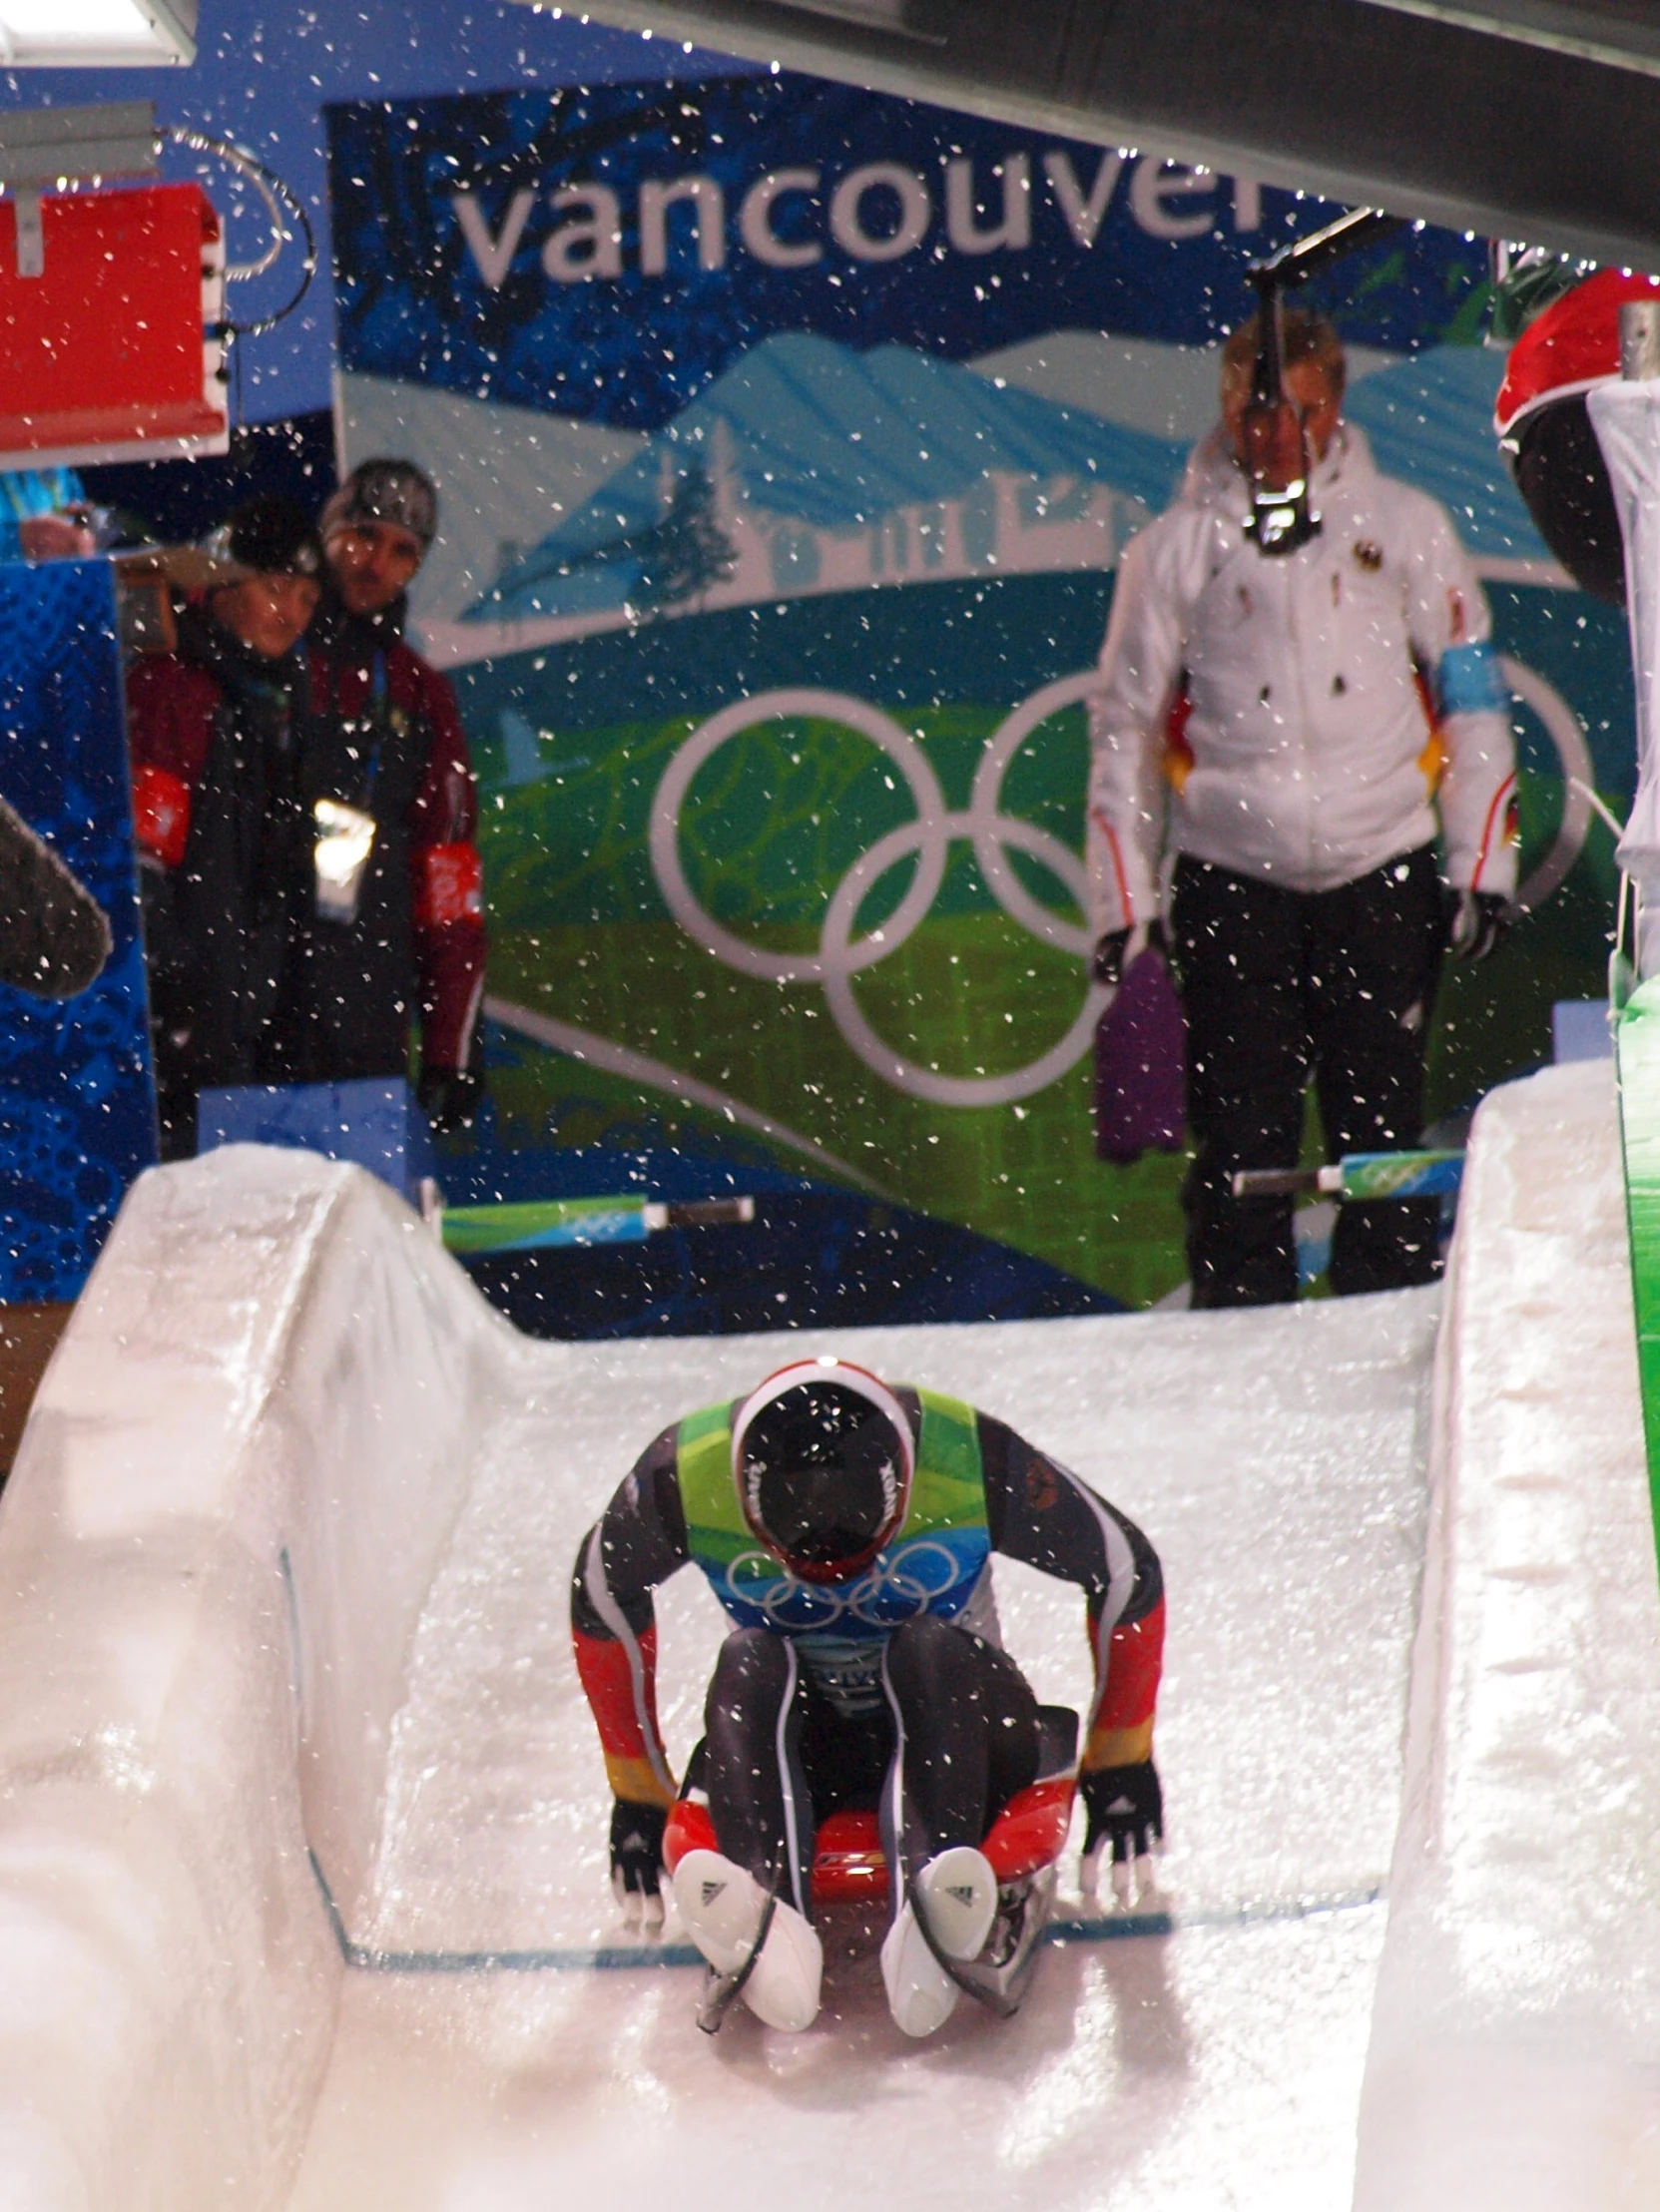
1085,421,1518,936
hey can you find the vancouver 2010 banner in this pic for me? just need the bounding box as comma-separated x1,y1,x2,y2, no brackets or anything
327,73,1631,1309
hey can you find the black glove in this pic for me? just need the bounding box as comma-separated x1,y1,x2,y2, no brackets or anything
610,1798,668,1910
417,1064,485,1133
1080,1759,1164,1867
1445,889,1513,964
1092,918,1167,987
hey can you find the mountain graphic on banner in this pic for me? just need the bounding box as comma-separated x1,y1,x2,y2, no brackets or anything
1341,342,1550,563
466,330,1189,631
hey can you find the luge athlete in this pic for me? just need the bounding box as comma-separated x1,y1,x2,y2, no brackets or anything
571,1357,1164,2035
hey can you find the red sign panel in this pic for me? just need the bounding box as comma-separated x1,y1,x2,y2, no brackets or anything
0,182,229,468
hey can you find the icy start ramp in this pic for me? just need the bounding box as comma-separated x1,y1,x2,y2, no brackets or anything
289,1290,1434,2212
0,1144,1442,2212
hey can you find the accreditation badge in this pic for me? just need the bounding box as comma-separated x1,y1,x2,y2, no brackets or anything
313,798,377,924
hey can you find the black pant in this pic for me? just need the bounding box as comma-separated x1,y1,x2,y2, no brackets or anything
1171,845,1446,1307
701,1617,1040,1920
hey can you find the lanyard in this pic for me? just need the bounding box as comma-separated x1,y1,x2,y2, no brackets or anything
298,640,390,808
310,643,384,808
360,651,385,808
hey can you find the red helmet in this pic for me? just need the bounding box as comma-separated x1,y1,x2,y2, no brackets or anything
1494,265,1660,607
731,1358,914,1584
1495,266,1660,445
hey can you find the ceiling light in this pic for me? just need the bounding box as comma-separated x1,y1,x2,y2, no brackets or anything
0,0,197,68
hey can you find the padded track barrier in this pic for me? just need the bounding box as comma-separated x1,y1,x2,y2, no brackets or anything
0,1148,520,2212
1353,1063,1660,2210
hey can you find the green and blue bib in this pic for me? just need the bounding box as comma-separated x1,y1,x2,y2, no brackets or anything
675,1385,991,1713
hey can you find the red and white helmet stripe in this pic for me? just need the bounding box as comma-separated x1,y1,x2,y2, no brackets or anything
1495,267,1660,441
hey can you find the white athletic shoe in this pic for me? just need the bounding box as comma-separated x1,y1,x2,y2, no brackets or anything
880,1846,998,2038
672,1849,823,2032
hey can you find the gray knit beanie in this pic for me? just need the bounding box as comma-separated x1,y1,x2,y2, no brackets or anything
319,458,438,554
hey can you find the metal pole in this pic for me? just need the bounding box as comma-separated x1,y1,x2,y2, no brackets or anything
1621,298,1660,383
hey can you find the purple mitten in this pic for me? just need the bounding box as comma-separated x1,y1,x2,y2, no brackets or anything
1093,946,1187,1165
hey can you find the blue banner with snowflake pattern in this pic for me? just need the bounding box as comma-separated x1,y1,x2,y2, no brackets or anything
0,559,157,1302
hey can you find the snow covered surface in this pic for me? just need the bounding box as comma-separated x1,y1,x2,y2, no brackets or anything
1354,1060,1660,2211
349,1295,1434,1964
0,1139,1437,2210
286,1279,1435,2212
5,1065,1638,2210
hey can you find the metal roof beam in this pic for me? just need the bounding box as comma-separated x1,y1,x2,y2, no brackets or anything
521,0,1660,268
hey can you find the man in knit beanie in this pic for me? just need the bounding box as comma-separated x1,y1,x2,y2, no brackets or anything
297,458,487,1132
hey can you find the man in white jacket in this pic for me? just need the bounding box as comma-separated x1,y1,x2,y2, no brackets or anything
1087,310,1517,1306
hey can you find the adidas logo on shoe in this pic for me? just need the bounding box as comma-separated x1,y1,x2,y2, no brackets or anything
946,1885,978,1906
673,1850,824,2031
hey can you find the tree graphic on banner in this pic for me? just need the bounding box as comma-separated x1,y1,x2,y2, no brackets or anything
633,462,736,615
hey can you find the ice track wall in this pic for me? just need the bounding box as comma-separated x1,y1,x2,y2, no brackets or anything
1353,1062,1660,2211
0,1148,514,2212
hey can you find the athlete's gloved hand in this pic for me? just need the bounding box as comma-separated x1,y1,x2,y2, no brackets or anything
610,1798,668,1929
1092,919,1167,987
1445,889,1514,965
1080,1760,1164,1903
418,1064,485,1133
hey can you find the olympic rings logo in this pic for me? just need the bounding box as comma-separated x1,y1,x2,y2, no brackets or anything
649,662,1590,1107
723,1538,974,1628
650,677,1110,1107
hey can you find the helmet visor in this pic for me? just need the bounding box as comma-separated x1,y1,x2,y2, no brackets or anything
735,1370,911,1580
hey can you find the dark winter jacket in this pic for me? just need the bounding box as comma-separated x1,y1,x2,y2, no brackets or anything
127,603,312,1096
128,591,486,1098
294,589,485,1081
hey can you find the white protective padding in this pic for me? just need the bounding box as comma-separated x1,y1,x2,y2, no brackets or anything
1353,1060,1660,2210
0,1146,510,2212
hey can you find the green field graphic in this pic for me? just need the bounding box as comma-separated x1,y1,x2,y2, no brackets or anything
459,573,1630,1307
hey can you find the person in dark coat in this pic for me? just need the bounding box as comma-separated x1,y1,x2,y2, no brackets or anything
126,499,323,1158
299,459,487,1132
